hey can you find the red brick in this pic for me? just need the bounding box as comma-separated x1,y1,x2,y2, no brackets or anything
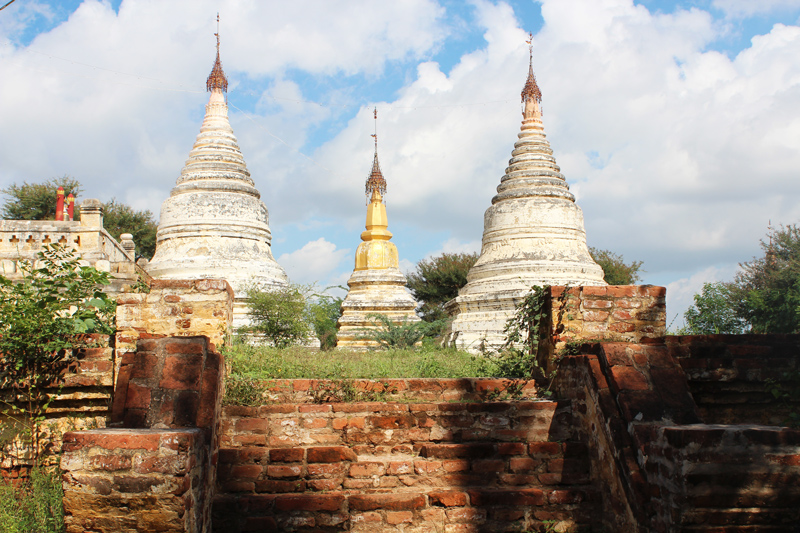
299,404,331,413
332,418,348,430
429,491,468,507
386,511,413,525
510,458,538,473
387,461,414,475
267,465,302,478
125,382,151,410
235,418,268,433
133,455,187,475
609,366,649,391
269,448,304,463
612,310,633,320
497,443,526,455
255,479,306,493
292,379,312,391
368,414,415,429
303,418,328,429
164,338,206,355
231,464,263,480
468,489,545,506
350,462,385,477
447,507,486,522
307,463,347,477
414,460,442,474
274,493,344,512
443,460,470,472
584,310,610,322
548,489,589,504
609,322,636,333
584,299,613,309
62,431,160,452
528,442,561,455
159,355,203,390
420,443,494,459
607,286,642,297
348,493,425,511
583,286,608,296
307,446,357,463
308,479,340,491
472,459,504,473
258,404,296,414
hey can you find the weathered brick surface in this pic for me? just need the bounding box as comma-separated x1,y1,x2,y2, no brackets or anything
61,429,206,533
213,381,596,532
667,334,800,425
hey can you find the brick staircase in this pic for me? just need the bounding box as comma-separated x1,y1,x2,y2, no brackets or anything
212,385,600,532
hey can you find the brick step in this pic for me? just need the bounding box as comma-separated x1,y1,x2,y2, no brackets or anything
683,507,800,527
220,400,574,449
212,487,600,533
217,442,591,495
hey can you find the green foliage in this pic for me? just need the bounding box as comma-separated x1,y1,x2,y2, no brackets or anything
360,313,445,349
683,282,747,334
589,247,644,285
101,198,158,259
733,224,800,333
406,252,478,321
1,176,81,221
242,283,311,349
310,380,398,404
765,370,800,428
306,288,344,351
0,466,64,533
0,244,115,461
495,286,552,383
223,377,266,407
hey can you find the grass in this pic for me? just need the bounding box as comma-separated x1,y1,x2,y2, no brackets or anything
222,342,498,380
0,467,64,533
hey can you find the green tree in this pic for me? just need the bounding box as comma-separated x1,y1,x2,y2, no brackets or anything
733,224,800,333
683,282,747,334
407,252,479,322
307,288,344,351
1,176,81,220
0,244,115,462
1,178,158,259
242,283,311,348
589,247,644,285
102,198,158,259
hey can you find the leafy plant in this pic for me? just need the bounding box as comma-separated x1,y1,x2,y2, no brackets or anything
683,281,746,334
1,176,81,221
589,247,643,285
307,287,344,350
406,252,478,321
241,283,311,348
102,198,158,259
0,244,115,463
360,313,445,349
223,377,266,407
310,379,398,404
0,466,64,533
492,286,557,394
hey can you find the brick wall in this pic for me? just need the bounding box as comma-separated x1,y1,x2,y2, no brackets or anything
0,334,113,475
214,380,598,532
61,336,225,533
115,279,233,375
667,334,800,425
60,428,206,533
555,341,800,532
550,285,667,350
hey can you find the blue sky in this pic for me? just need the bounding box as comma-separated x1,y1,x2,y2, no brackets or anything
2,0,800,325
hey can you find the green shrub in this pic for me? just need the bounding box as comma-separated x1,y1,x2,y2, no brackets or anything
0,466,64,533
359,314,445,349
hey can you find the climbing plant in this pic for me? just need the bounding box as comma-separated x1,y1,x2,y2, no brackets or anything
0,244,115,463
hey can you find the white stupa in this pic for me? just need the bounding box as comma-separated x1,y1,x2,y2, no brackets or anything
147,32,288,327
445,42,606,352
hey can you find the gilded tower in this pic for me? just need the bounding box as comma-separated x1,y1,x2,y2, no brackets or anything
336,111,420,348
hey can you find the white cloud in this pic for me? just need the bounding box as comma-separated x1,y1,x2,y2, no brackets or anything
665,264,741,329
276,238,350,285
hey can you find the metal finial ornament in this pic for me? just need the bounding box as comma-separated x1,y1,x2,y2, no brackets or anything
206,13,228,93
521,32,542,104
365,107,387,204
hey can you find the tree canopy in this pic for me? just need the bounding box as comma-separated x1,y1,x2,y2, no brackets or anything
406,252,478,322
589,247,644,285
681,224,800,334
1,178,158,259
1,176,81,220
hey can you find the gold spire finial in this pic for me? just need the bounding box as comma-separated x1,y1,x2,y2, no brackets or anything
365,107,387,204
206,13,228,93
521,32,542,105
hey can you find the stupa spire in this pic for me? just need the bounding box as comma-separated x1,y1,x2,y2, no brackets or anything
366,108,387,204
521,33,542,120
206,14,228,94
